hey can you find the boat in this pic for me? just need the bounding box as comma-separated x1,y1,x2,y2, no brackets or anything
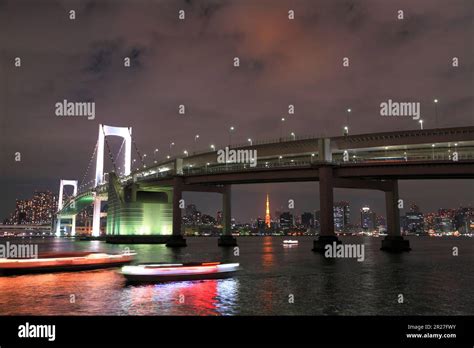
283,240,299,245
121,262,240,283
0,252,135,275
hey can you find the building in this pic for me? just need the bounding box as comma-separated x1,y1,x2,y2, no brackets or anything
334,201,350,231
301,212,314,228
361,206,376,231
279,212,293,230
256,217,266,230
216,211,223,225
7,191,57,225
404,211,424,234
186,204,197,218
454,207,473,234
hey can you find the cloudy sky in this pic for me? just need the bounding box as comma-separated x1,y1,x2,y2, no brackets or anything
1,0,473,222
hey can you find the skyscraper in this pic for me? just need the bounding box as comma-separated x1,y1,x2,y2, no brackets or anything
301,212,314,228
334,201,350,231
265,194,271,228
361,206,376,230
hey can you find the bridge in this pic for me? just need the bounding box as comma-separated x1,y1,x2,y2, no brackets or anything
56,124,474,252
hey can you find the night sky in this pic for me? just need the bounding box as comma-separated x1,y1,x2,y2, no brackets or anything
1,0,473,222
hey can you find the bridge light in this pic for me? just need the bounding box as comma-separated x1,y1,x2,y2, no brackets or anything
343,126,349,136
229,127,235,146
210,144,215,150
166,155,170,159
184,150,188,156
347,108,351,113
432,144,435,147
248,138,252,145
290,132,296,140
433,99,438,103
454,143,458,147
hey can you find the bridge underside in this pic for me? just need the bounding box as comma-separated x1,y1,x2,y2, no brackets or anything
106,173,173,237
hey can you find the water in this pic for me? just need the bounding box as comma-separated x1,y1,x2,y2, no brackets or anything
0,236,472,315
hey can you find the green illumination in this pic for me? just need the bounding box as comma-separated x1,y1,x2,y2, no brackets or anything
106,182,173,236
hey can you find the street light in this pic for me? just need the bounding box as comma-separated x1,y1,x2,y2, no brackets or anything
210,144,215,151
345,108,351,133
248,138,252,146
290,132,296,140
154,148,159,163
280,118,285,141
183,150,188,157
169,142,175,157
433,99,439,128
432,144,435,160
229,126,235,147
419,119,424,130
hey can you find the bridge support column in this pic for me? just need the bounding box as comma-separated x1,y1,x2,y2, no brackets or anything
381,180,411,252
313,166,341,252
92,195,101,237
218,185,237,247
71,216,76,237
166,177,187,247
55,217,61,237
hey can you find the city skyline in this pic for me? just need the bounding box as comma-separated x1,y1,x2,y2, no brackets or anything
1,0,473,221
4,188,472,235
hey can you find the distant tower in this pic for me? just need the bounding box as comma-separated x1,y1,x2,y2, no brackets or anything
265,194,271,228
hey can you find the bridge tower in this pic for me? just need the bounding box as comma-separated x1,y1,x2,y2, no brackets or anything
56,180,78,236
92,124,132,237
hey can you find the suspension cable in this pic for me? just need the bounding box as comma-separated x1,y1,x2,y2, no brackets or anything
79,141,98,189
115,138,125,165
102,126,119,174
129,127,145,168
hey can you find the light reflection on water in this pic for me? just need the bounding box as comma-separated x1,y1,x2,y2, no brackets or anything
0,236,472,315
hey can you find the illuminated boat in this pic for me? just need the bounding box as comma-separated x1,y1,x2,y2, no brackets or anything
283,240,299,245
121,262,240,283
0,252,135,275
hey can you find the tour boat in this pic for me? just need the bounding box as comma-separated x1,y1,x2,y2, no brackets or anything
121,262,240,283
0,252,135,275
283,240,299,245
